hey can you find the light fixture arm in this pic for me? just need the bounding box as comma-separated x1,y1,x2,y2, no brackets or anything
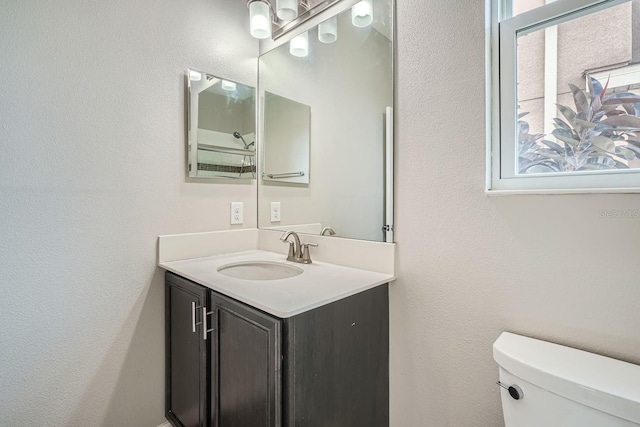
246,0,347,41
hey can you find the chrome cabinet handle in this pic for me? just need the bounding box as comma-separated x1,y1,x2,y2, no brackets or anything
191,302,197,332
202,307,214,340
192,302,203,333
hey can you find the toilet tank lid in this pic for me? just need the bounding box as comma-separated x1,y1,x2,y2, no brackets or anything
493,332,640,424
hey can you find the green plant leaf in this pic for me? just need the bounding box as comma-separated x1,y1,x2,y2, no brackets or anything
552,128,580,146
568,84,589,115
615,146,638,161
553,118,572,132
589,135,616,154
591,96,602,114
624,144,640,156
602,92,640,104
615,162,630,169
601,77,610,101
602,97,640,106
535,148,565,161
580,163,602,170
599,105,623,113
587,76,595,97
588,77,604,100
541,139,564,152
600,115,640,128
557,104,577,126
585,155,617,169
574,119,597,129
622,104,636,115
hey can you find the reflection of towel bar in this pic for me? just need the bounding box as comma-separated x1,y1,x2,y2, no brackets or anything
197,144,255,156
264,171,305,179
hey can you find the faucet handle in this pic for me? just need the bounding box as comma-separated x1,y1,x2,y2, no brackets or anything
300,243,318,264
281,239,296,262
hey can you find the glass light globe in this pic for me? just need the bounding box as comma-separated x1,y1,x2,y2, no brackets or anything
290,31,309,57
250,1,272,39
352,0,373,27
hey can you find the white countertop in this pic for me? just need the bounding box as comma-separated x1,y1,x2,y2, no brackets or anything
159,250,394,318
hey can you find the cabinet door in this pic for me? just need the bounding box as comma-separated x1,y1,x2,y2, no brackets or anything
283,284,389,427
210,293,281,427
166,272,209,427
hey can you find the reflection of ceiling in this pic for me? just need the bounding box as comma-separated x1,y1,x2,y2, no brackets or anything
203,80,254,101
191,73,254,101
372,0,392,41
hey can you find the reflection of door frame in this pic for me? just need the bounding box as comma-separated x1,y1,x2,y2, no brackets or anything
384,106,394,243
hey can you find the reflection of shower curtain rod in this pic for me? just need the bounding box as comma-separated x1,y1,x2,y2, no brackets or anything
197,144,255,156
264,171,305,179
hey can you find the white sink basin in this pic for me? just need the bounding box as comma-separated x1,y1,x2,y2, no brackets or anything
217,261,303,281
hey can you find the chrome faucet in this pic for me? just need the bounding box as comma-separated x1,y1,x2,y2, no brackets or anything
281,231,301,262
320,226,336,236
280,231,318,264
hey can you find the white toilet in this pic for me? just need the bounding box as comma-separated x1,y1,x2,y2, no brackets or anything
493,332,640,426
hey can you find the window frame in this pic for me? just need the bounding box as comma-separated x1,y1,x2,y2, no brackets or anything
487,0,640,194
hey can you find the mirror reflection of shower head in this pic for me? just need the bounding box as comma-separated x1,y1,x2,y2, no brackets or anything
233,131,254,149
233,131,245,144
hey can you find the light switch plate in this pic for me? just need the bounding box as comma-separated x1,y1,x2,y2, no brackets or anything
270,202,281,222
231,202,243,225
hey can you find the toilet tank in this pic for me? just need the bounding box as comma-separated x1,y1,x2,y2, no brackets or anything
493,332,640,427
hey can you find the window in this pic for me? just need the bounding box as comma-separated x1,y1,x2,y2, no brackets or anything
488,0,640,192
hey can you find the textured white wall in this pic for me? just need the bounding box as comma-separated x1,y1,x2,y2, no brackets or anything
391,1,640,426
0,0,257,425
3,0,639,425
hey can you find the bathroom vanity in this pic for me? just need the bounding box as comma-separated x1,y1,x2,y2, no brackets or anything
171,0,396,414
162,250,391,427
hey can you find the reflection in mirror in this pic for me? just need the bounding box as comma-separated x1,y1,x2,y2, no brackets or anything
258,0,393,242
263,92,310,184
187,69,256,179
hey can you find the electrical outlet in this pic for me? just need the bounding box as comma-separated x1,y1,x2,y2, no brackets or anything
270,202,281,222
231,202,243,225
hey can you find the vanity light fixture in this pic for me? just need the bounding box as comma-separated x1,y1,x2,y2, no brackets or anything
318,16,338,44
249,0,272,39
351,0,373,27
289,31,309,57
276,0,298,21
221,80,237,91
188,70,202,81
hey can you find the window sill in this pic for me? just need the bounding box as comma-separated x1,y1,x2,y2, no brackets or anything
485,187,640,196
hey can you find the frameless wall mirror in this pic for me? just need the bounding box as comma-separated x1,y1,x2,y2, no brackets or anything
258,0,394,242
187,69,256,179
263,92,310,184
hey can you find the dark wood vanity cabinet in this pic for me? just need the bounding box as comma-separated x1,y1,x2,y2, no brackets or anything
212,291,280,427
165,271,389,427
165,273,209,427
